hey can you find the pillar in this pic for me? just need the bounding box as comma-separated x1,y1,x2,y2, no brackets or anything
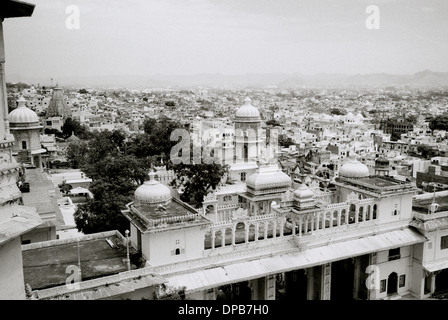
321,263,331,300
211,231,215,249
307,267,314,300
0,19,8,140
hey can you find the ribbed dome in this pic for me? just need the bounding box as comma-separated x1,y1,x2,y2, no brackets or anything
294,184,314,200
8,97,39,124
134,171,172,206
235,97,260,122
246,165,291,191
339,159,370,179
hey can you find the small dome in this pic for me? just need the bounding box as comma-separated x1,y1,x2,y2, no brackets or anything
246,166,291,191
294,184,314,200
339,159,370,179
8,97,39,124
134,171,172,206
235,97,260,122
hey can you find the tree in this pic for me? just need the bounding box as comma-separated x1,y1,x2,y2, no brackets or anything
65,140,89,168
417,144,438,159
429,116,448,132
171,162,228,206
61,117,92,140
330,108,347,116
278,135,295,148
266,119,280,126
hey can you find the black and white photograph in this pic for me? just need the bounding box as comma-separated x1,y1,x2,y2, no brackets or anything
1,0,448,308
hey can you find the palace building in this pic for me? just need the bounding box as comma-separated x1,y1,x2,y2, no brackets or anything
26,98,448,301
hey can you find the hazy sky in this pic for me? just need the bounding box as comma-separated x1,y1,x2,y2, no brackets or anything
3,0,448,79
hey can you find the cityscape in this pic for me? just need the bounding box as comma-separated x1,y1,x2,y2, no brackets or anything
1,0,448,306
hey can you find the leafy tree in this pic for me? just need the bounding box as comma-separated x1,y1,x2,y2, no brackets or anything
417,144,438,159
171,162,228,207
429,116,448,132
329,108,347,116
65,140,89,168
278,135,295,147
61,117,92,140
266,119,281,126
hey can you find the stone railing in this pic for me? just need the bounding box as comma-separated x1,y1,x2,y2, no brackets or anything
145,213,201,228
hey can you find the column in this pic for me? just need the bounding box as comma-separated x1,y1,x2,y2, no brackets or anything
321,263,331,300
0,20,8,139
211,231,215,249
221,228,225,247
307,267,314,300
245,225,249,243
353,257,361,299
255,222,259,241
355,207,359,224
337,211,341,226
264,222,268,239
232,226,236,246
298,218,302,237
273,220,277,239
362,206,366,222
330,213,333,229
279,219,284,237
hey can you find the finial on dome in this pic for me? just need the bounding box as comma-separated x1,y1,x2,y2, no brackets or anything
243,97,252,104
149,170,156,181
17,96,27,107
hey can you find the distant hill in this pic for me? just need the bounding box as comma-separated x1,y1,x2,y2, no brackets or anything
7,70,448,89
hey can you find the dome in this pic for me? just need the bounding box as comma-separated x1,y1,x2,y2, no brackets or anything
339,159,370,179
235,97,260,122
8,97,39,124
246,165,291,191
293,184,314,200
134,171,172,206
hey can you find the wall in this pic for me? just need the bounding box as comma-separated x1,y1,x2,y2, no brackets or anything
374,246,412,299
0,237,26,300
146,226,207,266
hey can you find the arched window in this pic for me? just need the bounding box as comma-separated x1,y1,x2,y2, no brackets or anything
373,204,377,219
175,248,180,255
349,204,356,224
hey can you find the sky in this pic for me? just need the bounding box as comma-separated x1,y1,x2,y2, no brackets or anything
3,0,448,80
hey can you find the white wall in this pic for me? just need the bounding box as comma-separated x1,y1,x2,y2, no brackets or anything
0,238,26,300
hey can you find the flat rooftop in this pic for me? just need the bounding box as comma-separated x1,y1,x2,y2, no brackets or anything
22,234,141,290
357,177,399,188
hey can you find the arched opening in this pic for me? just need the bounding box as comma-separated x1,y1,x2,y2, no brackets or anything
175,248,180,255
333,211,339,227
349,204,356,224
248,224,256,242
387,272,398,295
366,205,371,221
204,231,212,250
214,230,222,248
243,145,248,161
341,209,347,225
225,227,233,246
358,206,364,222
267,221,275,239
235,222,246,244
373,204,377,219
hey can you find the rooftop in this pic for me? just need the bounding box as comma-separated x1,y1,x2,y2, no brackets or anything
124,197,210,232
22,231,143,290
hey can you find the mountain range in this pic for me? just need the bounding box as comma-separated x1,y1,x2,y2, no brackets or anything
6,70,448,89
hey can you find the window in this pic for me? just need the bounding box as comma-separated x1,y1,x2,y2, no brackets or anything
21,239,31,245
441,236,448,250
388,248,401,261
241,172,246,182
22,141,27,149
175,248,180,255
380,279,386,293
399,275,406,288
